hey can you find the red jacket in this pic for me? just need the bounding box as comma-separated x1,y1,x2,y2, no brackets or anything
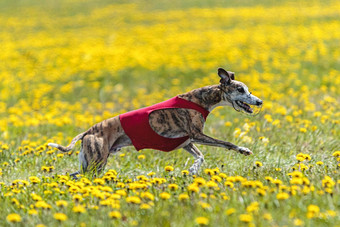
119,96,210,152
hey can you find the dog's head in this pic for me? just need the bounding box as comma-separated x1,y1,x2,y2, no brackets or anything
217,68,263,114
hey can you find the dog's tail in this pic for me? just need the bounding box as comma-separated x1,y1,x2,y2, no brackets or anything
48,131,87,153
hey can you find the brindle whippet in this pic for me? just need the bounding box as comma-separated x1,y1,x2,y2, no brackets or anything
48,68,263,178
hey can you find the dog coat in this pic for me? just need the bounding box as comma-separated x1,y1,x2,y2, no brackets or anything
120,96,210,152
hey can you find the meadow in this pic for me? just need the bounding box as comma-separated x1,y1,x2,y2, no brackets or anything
0,0,339,226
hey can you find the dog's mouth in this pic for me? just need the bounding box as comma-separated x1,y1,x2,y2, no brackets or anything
235,100,253,113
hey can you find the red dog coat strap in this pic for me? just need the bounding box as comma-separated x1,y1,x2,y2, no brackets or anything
119,96,209,152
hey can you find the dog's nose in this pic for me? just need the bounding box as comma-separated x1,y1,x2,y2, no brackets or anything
256,100,263,106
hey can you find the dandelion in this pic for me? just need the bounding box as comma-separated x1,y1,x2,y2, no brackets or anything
211,175,222,182
326,210,337,217
140,203,151,210
72,194,83,202
272,179,282,186
225,208,236,216
168,183,179,190
140,192,154,201
263,213,272,221
6,213,21,223
256,188,266,196
55,200,68,208
164,166,174,172
160,192,171,200
109,211,122,219
332,151,340,157
199,202,211,210
239,214,253,223
147,172,155,177
290,178,303,185
194,177,206,186
178,193,189,201
36,224,46,227
307,204,320,218
255,161,263,167
299,128,307,133
246,202,259,213
276,192,290,200
126,196,141,204
188,184,199,193
288,171,303,178
29,176,41,184
54,213,68,221
181,170,189,176
195,217,209,225
206,180,218,189
224,181,234,188
73,205,86,213
137,154,145,160
293,219,304,226
28,209,38,215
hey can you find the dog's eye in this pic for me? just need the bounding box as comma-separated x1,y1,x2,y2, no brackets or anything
237,87,245,93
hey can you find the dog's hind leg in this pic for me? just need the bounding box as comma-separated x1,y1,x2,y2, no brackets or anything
83,135,110,176
183,143,204,175
69,145,87,180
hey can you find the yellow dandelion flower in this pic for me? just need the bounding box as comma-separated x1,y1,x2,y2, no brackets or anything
36,224,46,227
137,154,145,160
194,177,206,187
147,172,155,177
276,192,290,200
160,192,171,200
56,200,68,207
299,128,307,133
53,213,68,221
263,213,272,220
109,211,122,219
168,183,179,190
195,217,209,225
224,181,234,188
140,203,151,210
288,171,303,178
178,193,189,201
126,196,141,204
239,214,253,223
7,213,22,223
255,161,263,167
140,192,154,201
188,184,199,193
293,219,304,226
29,176,41,184
72,194,83,202
164,166,174,172
225,208,236,216
331,151,340,157
72,205,86,213
181,170,189,176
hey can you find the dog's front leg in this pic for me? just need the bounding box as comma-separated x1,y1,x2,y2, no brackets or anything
190,132,253,155
183,143,204,175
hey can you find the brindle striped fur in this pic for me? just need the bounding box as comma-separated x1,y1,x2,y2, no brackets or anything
48,68,262,178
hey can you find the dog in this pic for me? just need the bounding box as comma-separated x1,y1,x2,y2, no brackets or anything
48,68,263,178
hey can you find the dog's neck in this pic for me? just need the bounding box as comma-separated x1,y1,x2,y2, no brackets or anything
178,85,225,112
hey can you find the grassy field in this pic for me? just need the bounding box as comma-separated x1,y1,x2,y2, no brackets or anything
0,0,339,226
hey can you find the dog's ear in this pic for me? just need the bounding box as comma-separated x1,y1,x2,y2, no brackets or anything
218,68,234,85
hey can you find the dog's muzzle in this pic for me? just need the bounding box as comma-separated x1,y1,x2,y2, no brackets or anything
235,98,263,115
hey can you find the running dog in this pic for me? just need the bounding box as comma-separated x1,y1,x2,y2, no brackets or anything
48,68,263,178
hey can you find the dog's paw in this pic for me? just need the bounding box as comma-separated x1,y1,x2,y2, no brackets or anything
189,166,198,175
237,147,253,156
